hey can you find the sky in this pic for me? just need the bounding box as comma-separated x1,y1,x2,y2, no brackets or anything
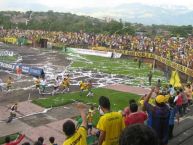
1,0,193,11
1,0,193,25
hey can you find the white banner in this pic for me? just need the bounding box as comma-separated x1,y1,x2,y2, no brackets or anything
0,51,14,56
69,48,122,58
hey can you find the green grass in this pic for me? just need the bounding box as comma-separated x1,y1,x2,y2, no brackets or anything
0,133,19,144
33,87,140,126
0,55,18,63
69,54,167,86
33,88,140,110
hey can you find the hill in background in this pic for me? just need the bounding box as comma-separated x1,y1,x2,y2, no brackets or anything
0,11,192,37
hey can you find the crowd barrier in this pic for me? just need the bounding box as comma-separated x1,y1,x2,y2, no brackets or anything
1,37,30,45
3,37,17,44
0,62,45,77
92,47,193,77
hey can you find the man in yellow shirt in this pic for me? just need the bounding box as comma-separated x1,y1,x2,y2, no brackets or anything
62,103,87,145
61,78,68,93
97,96,125,145
6,76,13,91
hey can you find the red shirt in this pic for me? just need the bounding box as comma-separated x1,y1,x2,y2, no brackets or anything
123,107,130,117
4,134,25,145
124,112,148,126
176,95,183,106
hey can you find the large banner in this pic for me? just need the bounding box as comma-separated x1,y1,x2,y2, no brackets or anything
0,62,44,77
3,37,17,44
0,51,15,56
67,47,122,58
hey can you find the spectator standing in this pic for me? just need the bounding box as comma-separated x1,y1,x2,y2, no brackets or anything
87,110,93,135
180,88,188,115
124,102,147,126
144,88,170,145
168,97,178,139
168,85,175,97
62,103,87,145
185,84,193,108
174,91,183,117
97,96,125,145
122,99,136,117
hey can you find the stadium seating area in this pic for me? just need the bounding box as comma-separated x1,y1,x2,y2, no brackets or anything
1,29,193,69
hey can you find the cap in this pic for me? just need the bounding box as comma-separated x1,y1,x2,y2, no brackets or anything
155,95,166,104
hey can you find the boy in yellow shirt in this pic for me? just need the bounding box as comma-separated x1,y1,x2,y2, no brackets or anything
87,110,94,135
62,103,87,145
97,96,125,145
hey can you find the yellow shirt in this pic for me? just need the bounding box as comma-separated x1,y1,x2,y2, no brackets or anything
62,80,68,87
63,126,87,145
66,77,70,86
80,82,87,90
35,79,40,85
97,112,125,145
7,79,12,86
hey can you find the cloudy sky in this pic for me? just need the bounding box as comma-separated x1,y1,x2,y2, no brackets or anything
1,0,193,11
1,0,193,25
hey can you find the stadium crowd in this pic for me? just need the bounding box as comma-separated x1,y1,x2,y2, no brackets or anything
0,29,193,69
3,82,193,145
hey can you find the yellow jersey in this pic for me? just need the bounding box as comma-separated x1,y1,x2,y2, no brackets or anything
97,112,125,145
35,79,40,86
63,126,87,145
80,82,87,90
66,77,70,86
6,79,12,86
62,80,68,87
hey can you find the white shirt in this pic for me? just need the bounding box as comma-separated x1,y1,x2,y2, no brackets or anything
40,79,47,86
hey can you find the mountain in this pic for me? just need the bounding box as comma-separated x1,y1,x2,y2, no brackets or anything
73,3,193,25
0,9,192,37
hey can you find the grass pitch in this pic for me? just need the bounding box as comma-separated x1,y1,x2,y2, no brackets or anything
33,87,140,126
69,54,167,86
33,87,140,110
0,55,18,63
